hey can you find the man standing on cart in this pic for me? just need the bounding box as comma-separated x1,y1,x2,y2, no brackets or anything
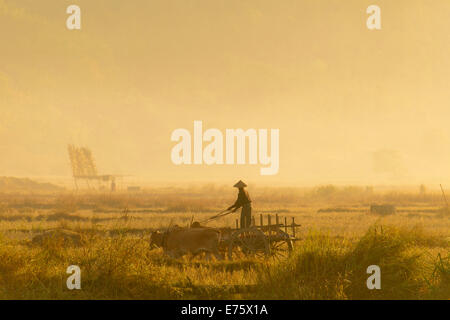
227,180,252,229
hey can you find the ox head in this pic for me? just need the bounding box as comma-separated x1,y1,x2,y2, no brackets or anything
150,231,164,248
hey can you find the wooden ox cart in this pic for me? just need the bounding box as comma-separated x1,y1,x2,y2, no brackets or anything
211,214,300,260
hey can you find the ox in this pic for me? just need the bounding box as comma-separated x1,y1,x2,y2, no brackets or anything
150,227,222,260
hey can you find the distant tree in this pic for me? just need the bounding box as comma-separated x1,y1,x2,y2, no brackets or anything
419,184,426,195
315,185,337,198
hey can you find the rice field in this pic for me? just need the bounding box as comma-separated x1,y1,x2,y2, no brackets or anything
0,186,448,299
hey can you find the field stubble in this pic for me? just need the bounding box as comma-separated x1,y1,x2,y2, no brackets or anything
0,187,448,299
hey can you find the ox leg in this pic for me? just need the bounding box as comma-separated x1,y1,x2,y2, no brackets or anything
213,250,224,261
194,248,211,260
196,248,223,261
210,241,223,261
204,251,213,261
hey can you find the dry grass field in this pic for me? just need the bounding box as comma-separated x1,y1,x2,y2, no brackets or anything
0,185,449,299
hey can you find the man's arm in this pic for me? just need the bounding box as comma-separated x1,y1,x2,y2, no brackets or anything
227,196,242,212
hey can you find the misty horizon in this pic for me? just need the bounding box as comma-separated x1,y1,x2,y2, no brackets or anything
2,1,450,185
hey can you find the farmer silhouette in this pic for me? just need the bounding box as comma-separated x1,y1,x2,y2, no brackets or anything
227,180,252,228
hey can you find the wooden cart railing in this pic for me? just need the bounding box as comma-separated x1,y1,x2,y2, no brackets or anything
235,213,301,239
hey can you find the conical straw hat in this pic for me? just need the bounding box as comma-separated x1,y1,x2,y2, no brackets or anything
233,180,247,188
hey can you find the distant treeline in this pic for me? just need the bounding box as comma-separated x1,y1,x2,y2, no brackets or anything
0,184,444,212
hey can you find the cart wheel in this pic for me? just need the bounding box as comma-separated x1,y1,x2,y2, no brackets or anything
269,229,293,260
228,228,269,260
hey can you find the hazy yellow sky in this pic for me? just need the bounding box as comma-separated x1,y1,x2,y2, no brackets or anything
1,0,450,185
